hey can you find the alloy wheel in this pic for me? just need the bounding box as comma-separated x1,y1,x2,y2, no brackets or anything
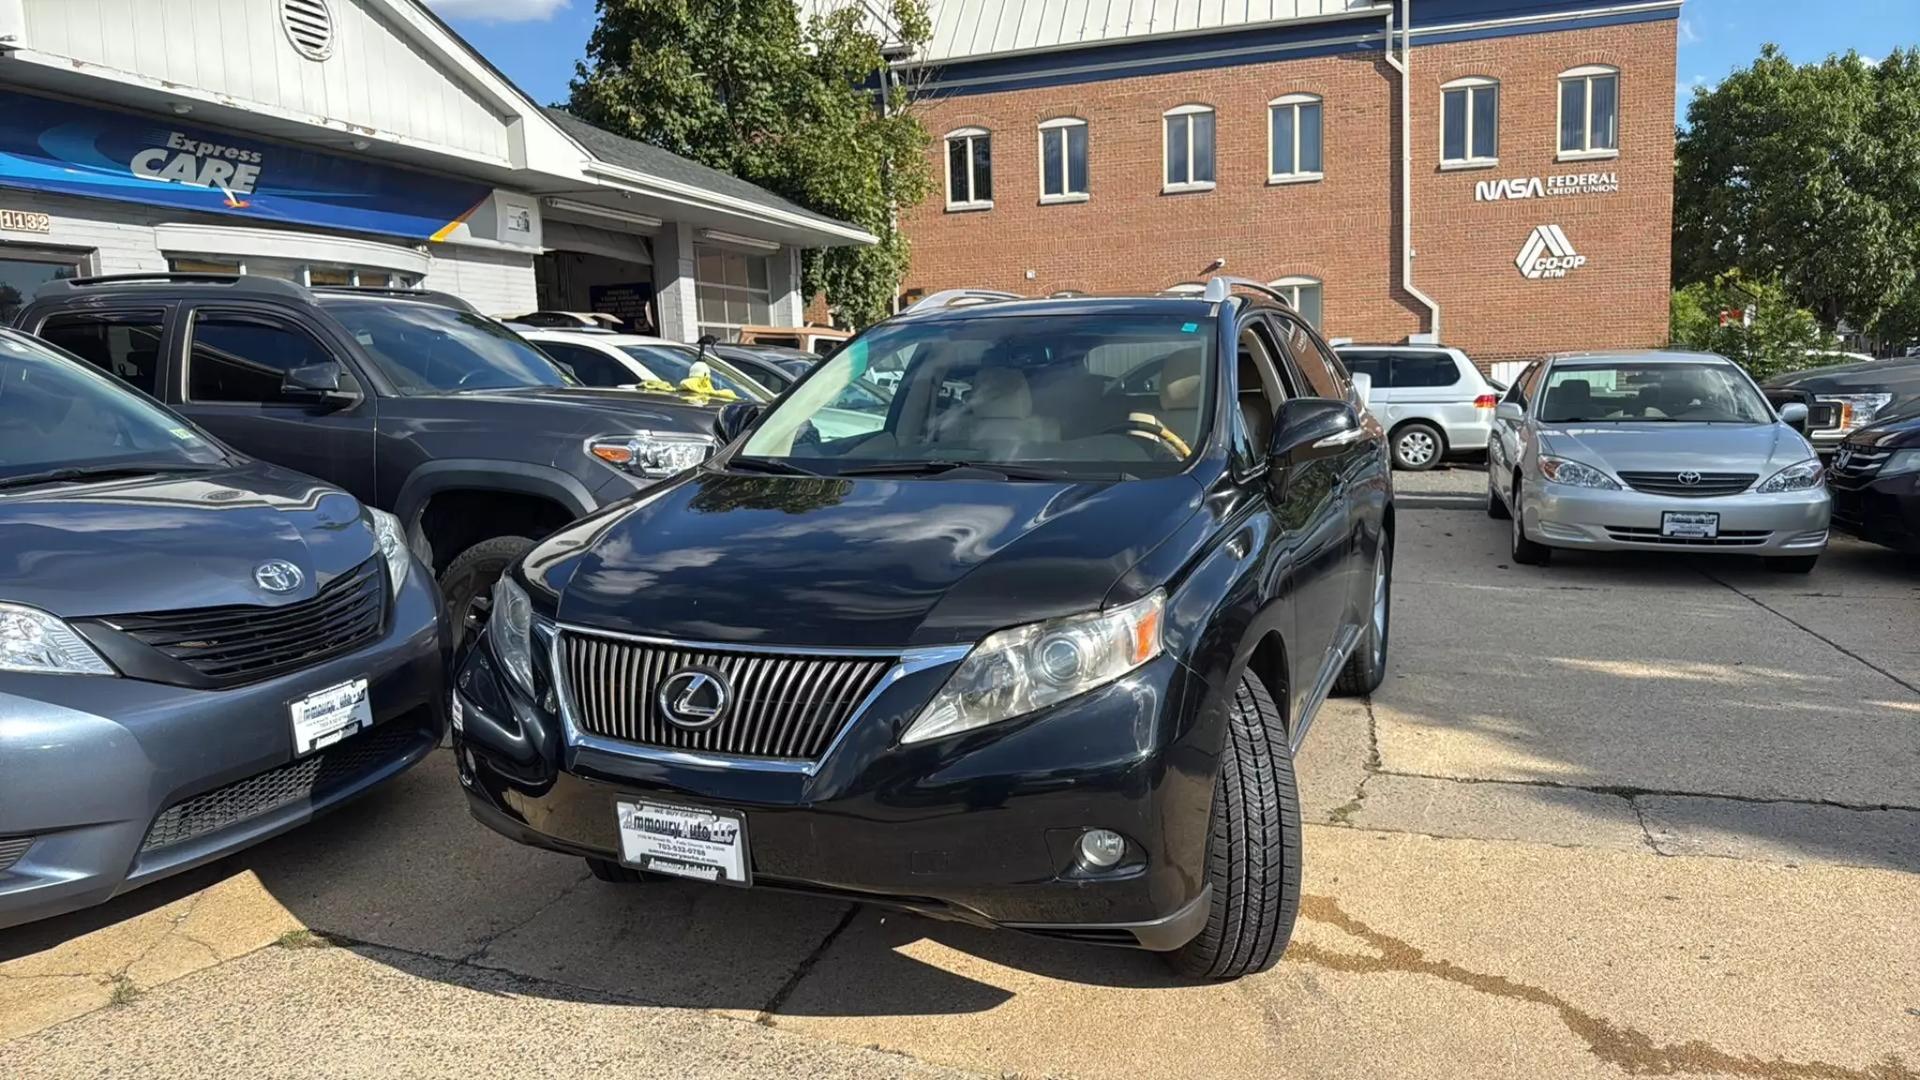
1398,430,1437,467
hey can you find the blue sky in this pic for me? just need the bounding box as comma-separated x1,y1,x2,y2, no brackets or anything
428,0,1918,124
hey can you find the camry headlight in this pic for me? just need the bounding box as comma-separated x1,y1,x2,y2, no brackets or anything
486,575,536,695
1820,393,1893,432
367,508,411,597
588,431,716,478
0,603,113,676
1538,456,1620,489
901,591,1165,745
1757,458,1825,493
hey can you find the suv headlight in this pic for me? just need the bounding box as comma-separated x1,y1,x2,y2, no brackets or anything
1757,458,1825,493
1882,449,1920,477
588,431,716,478
901,591,1165,745
1538,456,1620,489
0,603,114,676
367,508,411,597
1820,393,1893,432
486,575,536,695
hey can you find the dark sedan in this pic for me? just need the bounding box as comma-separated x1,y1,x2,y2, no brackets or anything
1827,411,1920,553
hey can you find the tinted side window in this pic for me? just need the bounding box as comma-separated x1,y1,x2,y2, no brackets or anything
38,310,168,396
540,342,630,388
1505,362,1541,405
1393,352,1462,388
188,313,336,404
1281,319,1346,399
1339,351,1391,386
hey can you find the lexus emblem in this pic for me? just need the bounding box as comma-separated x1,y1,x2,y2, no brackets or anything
1676,471,1702,486
254,560,304,594
658,667,730,730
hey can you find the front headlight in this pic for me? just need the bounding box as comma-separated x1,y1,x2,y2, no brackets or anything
1757,458,1824,493
588,431,716,479
367,508,411,597
486,575,536,695
901,591,1165,745
1881,449,1920,477
0,603,113,676
1820,393,1893,432
1538,456,1620,489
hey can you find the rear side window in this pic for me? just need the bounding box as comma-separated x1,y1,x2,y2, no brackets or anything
1392,352,1462,388
187,312,336,404
37,310,168,396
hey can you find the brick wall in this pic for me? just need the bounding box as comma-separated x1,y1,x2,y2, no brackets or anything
900,19,1677,368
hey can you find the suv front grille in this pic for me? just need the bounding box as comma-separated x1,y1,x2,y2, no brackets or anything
106,559,385,687
1829,445,1892,490
559,633,894,761
1617,471,1757,498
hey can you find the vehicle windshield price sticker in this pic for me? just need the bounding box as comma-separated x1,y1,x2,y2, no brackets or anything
290,678,372,756
617,801,750,886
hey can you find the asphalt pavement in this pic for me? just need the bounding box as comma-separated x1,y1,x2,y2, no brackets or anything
3,464,1916,1079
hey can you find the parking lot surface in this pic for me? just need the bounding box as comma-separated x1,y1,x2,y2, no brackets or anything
3,465,1916,1079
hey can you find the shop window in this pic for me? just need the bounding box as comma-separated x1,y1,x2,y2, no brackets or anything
1441,77,1500,166
187,312,335,405
169,257,242,275
1038,118,1088,203
695,245,773,340
1558,66,1620,159
0,250,83,324
1268,95,1324,183
38,310,167,396
1268,276,1323,330
945,128,993,210
1163,105,1216,192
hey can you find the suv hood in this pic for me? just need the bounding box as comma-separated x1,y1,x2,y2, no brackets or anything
418,386,721,439
0,462,377,619
1539,423,1814,475
1766,358,1920,394
527,469,1204,648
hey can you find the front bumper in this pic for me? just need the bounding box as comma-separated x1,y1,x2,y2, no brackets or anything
452,630,1219,950
1524,481,1831,555
1830,472,1920,553
0,563,448,931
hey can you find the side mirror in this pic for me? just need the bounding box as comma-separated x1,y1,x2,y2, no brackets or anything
1778,401,1809,429
281,361,353,404
1350,371,1373,409
714,401,763,444
1269,398,1362,463
1495,400,1525,423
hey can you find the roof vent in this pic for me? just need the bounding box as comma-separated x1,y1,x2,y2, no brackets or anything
281,0,335,62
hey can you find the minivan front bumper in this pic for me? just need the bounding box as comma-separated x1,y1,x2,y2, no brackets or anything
452,627,1219,950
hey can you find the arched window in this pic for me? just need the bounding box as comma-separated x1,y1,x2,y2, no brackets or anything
1558,65,1620,158
1440,76,1499,166
1037,118,1089,202
1268,94,1324,182
944,127,993,211
1163,105,1216,193
1269,275,1323,329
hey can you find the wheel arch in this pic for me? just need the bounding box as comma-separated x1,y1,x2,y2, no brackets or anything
395,461,595,574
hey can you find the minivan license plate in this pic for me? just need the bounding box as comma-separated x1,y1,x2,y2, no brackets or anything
616,801,750,886
290,678,371,757
1661,511,1719,539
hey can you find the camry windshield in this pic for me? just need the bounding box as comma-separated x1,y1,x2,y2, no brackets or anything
0,333,226,482
326,301,574,394
620,345,767,400
1537,362,1773,424
737,314,1215,478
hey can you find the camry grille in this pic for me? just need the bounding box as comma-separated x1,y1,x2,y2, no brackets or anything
559,633,894,761
1616,471,1757,498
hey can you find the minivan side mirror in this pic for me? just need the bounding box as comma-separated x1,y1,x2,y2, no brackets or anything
1268,398,1362,463
281,361,354,405
1495,400,1525,423
1350,371,1373,409
714,401,763,444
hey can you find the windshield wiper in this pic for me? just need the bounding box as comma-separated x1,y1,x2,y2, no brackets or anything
727,457,821,476
0,463,215,492
835,459,1111,481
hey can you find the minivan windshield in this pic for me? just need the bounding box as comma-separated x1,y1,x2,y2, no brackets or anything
1537,361,1773,424
0,331,227,483
326,300,575,394
737,313,1216,478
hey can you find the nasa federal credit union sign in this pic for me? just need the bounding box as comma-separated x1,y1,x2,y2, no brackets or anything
0,89,492,241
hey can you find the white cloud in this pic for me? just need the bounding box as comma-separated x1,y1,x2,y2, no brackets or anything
1678,18,1700,44
425,0,569,22
1861,55,1879,66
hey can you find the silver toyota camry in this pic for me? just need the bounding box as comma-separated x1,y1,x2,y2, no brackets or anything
1487,350,1830,572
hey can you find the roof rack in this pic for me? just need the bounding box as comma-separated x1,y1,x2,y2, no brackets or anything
40,273,310,299
1163,277,1295,306
307,284,476,313
902,288,1024,313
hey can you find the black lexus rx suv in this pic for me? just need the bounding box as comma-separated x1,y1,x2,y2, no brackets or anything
453,281,1393,978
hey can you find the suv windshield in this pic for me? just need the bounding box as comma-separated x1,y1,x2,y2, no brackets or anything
1538,361,1773,424
326,300,574,394
0,332,226,482
619,345,767,400
738,313,1215,478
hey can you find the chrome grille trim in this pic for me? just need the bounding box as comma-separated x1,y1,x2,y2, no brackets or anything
1616,471,1758,498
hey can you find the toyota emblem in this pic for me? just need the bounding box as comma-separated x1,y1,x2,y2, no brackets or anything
254,560,304,594
1676,471,1702,486
657,667,730,730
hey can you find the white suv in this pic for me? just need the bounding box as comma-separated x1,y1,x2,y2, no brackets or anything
1335,344,1502,471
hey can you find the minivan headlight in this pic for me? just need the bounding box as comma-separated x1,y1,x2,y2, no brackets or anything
1757,458,1824,493
588,431,716,478
1538,456,1619,489
367,508,411,597
0,603,114,676
901,591,1165,745
487,575,536,695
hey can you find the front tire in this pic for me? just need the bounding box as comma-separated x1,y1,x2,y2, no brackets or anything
440,535,536,655
1334,531,1391,696
1167,674,1302,980
1766,555,1819,574
1391,422,1444,471
1509,477,1552,566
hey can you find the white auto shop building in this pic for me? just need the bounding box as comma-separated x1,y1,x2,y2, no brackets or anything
0,0,872,336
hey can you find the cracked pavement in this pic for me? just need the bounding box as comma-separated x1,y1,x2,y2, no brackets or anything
1,465,1915,1079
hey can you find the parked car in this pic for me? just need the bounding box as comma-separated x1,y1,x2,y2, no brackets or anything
15,275,722,650
1333,344,1501,470
514,327,770,400
710,343,818,393
1763,355,1920,459
0,327,445,929
453,278,1392,979
509,310,626,330
733,323,849,356
1488,350,1829,572
1827,411,1920,554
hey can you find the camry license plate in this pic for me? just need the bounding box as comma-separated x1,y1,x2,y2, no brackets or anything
290,678,372,757
1661,511,1719,539
615,801,750,886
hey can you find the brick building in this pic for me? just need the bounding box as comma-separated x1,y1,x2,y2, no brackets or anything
878,0,1679,367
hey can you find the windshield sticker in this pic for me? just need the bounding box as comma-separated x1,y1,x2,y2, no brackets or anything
1181,322,1198,333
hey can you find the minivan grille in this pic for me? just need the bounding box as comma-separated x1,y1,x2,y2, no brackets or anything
559,633,894,761
1617,471,1757,498
106,559,385,687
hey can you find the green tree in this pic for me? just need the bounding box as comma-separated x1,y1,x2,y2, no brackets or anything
1668,272,1832,381
569,0,932,329
1675,46,1920,347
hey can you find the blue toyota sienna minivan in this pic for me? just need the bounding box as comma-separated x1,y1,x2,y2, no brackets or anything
0,327,446,928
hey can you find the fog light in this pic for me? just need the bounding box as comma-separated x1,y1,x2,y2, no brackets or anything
1078,829,1126,868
